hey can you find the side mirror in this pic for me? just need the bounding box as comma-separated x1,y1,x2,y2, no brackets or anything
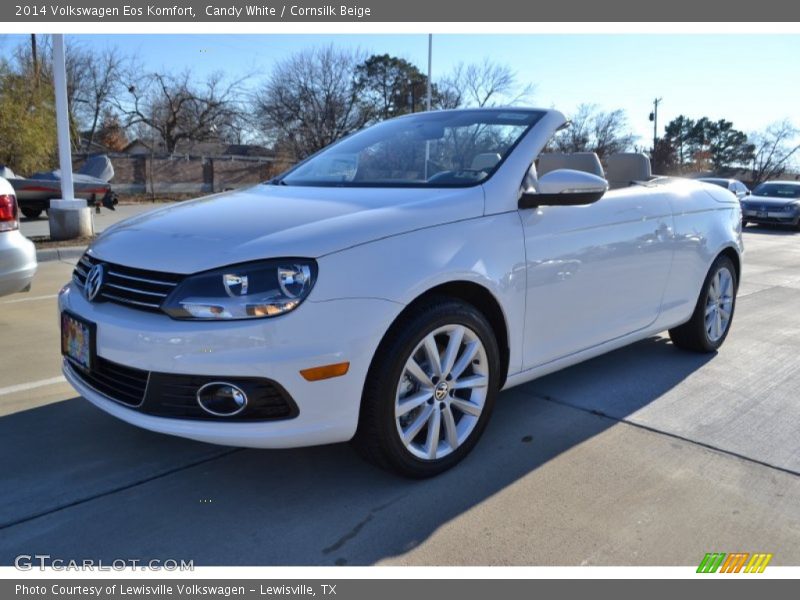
519,168,608,209
746,190,751,196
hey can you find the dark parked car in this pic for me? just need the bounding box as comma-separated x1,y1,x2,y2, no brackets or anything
741,181,800,230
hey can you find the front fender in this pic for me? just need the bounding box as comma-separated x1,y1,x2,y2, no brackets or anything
311,213,527,374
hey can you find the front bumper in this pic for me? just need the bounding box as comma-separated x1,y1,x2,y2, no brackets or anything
742,209,800,226
0,231,37,297
59,282,403,448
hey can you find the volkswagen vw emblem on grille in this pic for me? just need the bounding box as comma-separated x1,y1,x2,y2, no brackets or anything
84,263,106,302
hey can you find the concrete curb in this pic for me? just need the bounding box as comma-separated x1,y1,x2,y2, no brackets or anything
36,246,86,263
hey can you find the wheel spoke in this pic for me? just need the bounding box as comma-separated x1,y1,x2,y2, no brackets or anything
424,408,441,458
452,374,488,390
443,406,459,450
396,390,432,418
422,334,442,378
402,405,434,444
450,340,480,380
705,302,716,317
451,397,482,417
405,358,433,388
720,273,732,296
708,277,719,302
440,326,465,377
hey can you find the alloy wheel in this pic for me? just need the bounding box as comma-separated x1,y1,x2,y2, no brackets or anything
394,324,489,461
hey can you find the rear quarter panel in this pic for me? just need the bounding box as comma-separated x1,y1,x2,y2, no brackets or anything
657,180,743,330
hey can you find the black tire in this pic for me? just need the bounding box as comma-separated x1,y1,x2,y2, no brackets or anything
353,296,501,478
21,207,42,219
669,255,738,353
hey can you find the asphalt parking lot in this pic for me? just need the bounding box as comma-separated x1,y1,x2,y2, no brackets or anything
1,225,799,566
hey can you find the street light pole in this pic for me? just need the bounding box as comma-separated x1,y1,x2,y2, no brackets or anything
53,35,75,204
49,34,93,240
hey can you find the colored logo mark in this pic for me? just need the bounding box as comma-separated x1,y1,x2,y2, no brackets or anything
697,552,773,573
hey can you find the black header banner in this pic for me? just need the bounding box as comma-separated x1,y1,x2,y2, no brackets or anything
3,0,799,22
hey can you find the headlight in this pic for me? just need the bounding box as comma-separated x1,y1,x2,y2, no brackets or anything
163,259,317,320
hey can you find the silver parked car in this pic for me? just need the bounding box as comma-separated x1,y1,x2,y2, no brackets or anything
0,177,37,297
741,181,800,230
698,177,750,201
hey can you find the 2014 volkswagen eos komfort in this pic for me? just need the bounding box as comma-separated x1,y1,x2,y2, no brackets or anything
60,108,742,477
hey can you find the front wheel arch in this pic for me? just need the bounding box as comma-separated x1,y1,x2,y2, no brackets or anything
377,281,510,390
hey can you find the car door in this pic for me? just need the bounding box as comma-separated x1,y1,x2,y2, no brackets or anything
519,186,675,368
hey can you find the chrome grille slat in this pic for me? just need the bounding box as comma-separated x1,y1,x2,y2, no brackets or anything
99,292,163,309
104,282,169,297
106,270,179,287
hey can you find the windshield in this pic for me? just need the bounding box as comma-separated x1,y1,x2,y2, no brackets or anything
752,182,800,199
278,109,545,188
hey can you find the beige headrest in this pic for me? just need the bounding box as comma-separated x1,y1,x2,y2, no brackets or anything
470,153,502,172
538,152,604,178
606,153,652,189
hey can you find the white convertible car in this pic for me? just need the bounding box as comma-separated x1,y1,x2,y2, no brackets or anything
59,108,742,477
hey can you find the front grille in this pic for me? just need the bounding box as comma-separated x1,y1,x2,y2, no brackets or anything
67,357,298,422
73,254,182,312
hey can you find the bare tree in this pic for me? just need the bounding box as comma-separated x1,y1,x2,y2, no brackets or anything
11,37,128,151
116,69,245,153
254,46,370,159
551,104,636,159
72,47,126,152
750,120,800,185
438,59,534,108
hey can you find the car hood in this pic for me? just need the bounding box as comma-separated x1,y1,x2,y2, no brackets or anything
744,195,799,208
89,184,485,273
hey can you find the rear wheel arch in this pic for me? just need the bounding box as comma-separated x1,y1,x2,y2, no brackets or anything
718,246,741,286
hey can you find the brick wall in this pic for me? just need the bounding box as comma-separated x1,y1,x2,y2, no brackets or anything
74,153,294,195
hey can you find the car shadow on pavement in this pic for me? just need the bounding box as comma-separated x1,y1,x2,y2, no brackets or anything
0,335,713,566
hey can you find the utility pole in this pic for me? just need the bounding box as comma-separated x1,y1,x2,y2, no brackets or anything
426,34,432,111
649,97,662,153
30,34,38,81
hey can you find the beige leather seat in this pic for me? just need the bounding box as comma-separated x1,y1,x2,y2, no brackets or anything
538,152,604,178
606,153,653,189
470,152,502,172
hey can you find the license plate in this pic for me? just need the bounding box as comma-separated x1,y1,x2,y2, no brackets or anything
757,211,768,218
61,311,96,371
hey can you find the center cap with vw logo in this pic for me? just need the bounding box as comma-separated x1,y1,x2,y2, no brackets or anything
434,380,450,401
84,263,107,302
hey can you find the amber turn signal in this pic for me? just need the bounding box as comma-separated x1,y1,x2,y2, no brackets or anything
299,362,350,381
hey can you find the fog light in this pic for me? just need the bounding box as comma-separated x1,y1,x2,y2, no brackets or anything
196,382,248,417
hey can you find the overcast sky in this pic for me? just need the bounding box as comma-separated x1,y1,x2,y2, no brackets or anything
2,33,797,144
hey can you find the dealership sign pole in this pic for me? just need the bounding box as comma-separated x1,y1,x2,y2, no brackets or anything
48,34,93,240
